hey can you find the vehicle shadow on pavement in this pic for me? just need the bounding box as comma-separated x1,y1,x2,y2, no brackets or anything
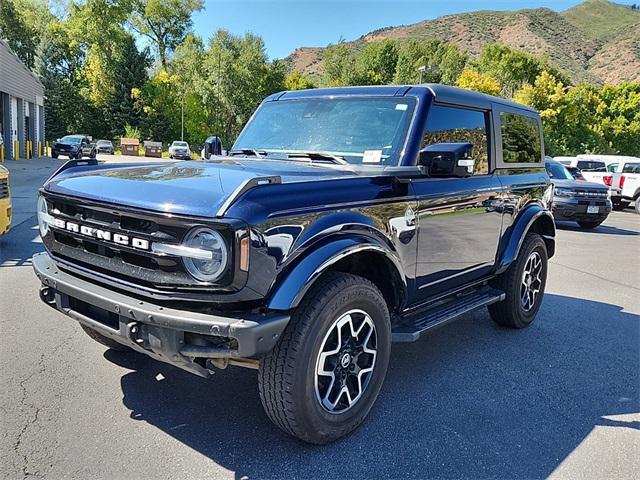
0,218,44,267
107,294,639,479
555,222,639,236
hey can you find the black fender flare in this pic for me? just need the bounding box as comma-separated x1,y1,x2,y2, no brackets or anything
496,205,555,274
267,236,407,311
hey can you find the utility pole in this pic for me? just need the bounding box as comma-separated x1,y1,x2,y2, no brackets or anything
181,91,184,141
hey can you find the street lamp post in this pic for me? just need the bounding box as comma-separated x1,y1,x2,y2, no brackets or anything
418,65,426,84
181,92,185,141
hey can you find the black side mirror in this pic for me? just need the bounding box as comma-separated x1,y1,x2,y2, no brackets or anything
419,142,475,178
204,136,223,158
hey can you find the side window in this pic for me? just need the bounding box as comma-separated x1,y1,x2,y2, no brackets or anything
500,112,542,164
606,163,618,173
423,105,490,175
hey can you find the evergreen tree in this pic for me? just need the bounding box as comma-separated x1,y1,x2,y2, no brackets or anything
105,36,149,139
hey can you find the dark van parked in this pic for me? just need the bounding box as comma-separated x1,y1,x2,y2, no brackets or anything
34,85,554,444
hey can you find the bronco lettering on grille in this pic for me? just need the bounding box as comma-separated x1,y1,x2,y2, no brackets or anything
52,217,150,250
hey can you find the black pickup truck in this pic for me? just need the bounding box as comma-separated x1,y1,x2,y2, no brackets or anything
33,85,555,444
51,135,96,159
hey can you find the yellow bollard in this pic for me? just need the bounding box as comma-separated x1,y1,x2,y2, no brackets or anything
14,141,19,160
0,144,4,162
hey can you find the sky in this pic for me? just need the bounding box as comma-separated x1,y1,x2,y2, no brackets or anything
192,0,636,59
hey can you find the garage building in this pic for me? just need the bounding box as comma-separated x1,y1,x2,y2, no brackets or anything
0,39,45,160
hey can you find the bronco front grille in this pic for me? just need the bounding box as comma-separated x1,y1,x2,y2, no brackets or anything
42,194,234,292
0,178,8,199
574,189,608,198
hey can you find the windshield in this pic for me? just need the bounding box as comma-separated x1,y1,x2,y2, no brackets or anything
577,160,606,172
233,97,416,166
173,142,188,148
97,140,111,145
546,161,573,180
61,136,81,144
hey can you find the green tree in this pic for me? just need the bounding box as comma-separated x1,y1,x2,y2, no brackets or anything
351,40,398,85
473,43,567,97
198,30,286,144
393,39,467,85
129,0,204,70
0,0,37,68
456,68,501,95
322,40,354,86
133,70,181,144
104,36,149,139
284,70,315,90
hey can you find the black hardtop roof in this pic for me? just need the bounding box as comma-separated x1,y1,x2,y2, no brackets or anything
270,83,537,114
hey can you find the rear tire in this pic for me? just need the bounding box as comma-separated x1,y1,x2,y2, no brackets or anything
80,324,131,351
488,233,548,329
577,219,604,229
635,197,640,215
258,272,391,444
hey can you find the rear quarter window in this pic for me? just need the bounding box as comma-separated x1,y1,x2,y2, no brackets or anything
576,161,606,172
622,163,640,174
500,112,542,164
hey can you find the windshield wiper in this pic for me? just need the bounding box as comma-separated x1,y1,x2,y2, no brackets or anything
229,148,267,158
286,151,348,165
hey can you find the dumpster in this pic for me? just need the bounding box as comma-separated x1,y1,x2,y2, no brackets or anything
121,138,140,156
144,141,162,158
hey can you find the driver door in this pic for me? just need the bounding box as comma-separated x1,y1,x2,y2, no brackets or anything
411,103,503,301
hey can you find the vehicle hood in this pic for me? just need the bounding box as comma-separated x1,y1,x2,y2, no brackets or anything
550,178,608,190
44,158,356,218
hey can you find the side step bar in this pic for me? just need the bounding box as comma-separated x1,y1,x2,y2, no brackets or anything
392,287,505,342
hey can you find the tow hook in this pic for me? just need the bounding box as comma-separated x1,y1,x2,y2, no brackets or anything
125,322,144,345
39,287,56,306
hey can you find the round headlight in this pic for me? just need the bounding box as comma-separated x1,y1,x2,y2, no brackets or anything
37,196,49,237
182,227,228,282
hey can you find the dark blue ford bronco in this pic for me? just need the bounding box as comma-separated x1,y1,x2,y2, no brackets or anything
33,85,555,444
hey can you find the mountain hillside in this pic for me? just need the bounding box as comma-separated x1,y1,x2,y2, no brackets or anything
287,0,640,85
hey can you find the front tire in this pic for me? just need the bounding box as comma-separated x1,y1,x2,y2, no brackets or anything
80,324,131,351
51,151,58,159
635,197,640,215
258,272,391,444
488,233,548,329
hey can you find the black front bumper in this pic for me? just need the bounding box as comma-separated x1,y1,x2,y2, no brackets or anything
33,252,289,377
552,198,611,222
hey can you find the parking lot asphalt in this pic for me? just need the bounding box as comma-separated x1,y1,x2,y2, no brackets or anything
0,157,638,479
